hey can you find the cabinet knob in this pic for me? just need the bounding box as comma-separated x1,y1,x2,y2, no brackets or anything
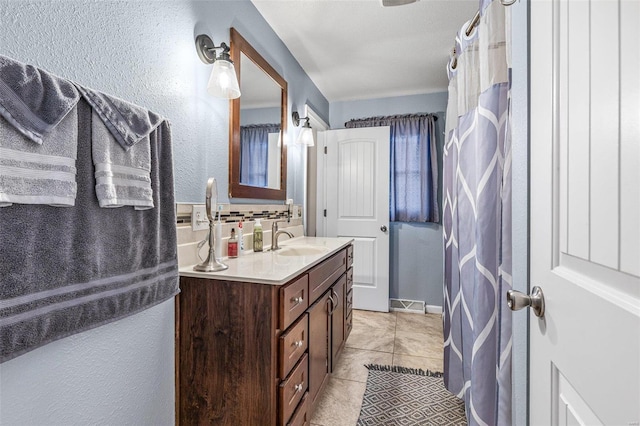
291,296,304,305
294,383,304,393
293,340,304,348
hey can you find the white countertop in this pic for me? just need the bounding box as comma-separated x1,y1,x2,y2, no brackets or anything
179,236,353,285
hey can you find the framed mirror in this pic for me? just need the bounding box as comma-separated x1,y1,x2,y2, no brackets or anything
229,28,287,200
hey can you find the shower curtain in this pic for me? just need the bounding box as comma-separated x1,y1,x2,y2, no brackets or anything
442,1,512,425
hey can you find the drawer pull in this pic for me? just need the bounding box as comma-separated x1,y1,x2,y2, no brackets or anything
294,383,304,393
291,296,304,305
292,340,304,348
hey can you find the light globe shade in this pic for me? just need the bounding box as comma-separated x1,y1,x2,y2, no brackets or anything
207,60,241,99
296,126,315,146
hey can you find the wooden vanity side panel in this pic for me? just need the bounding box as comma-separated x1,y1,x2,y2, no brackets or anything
174,293,181,426
177,277,278,426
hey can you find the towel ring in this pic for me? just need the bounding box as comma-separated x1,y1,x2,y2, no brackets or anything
501,0,517,6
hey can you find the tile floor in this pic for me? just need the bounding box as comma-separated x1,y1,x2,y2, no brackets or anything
310,309,444,426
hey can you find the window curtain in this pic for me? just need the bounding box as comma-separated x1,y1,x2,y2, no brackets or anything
442,1,512,425
345,113,439,222
240,123,279,186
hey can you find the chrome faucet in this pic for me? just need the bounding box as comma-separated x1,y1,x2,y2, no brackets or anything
271,220,293,251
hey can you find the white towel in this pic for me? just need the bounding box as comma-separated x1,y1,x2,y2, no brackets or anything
0,106,78,207
91,111,153,209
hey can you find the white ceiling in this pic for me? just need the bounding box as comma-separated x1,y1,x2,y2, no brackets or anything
251,0,478,103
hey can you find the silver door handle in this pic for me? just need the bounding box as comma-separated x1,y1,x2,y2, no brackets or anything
380,225,388,232
507,286,545,318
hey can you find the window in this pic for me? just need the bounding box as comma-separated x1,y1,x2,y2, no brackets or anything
345,114,439,222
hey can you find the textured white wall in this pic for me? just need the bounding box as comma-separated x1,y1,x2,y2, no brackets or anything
0,1,327,424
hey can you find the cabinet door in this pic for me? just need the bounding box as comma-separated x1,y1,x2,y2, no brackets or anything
330,274,346,372
308,291,331,407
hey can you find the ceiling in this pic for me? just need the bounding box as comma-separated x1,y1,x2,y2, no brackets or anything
251,0,477,103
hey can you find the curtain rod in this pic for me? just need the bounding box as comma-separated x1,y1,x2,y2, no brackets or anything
452,0,516,69
451,11,480,70
346,113,438,122
465,0,518,37
466,11,481,37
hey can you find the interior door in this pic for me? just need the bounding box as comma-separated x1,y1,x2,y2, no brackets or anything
323,127,390,312
529,1,640,425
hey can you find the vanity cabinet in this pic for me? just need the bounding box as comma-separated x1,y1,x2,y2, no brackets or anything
176,244,353,426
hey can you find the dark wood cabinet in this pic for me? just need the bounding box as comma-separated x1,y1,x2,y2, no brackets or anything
307,291,330,408
176,244,353,426
330,275,346,372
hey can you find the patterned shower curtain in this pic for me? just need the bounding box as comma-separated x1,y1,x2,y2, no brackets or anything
442,1,512,425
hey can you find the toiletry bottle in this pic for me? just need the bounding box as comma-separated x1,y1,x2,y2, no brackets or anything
214,207,223,261
253,219,263,252
238,220,244,256
228,228,238,258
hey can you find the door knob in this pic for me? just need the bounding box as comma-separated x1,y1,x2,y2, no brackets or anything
380,225,388,232
507,286,545,318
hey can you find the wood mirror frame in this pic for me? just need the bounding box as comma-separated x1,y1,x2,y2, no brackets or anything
229,27,288,200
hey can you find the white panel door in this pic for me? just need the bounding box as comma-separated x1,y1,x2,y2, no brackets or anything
324,127,390,312
529,1,640,425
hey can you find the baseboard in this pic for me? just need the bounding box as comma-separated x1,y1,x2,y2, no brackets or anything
389,299,443,315
425,305,443,315
389,299,425,314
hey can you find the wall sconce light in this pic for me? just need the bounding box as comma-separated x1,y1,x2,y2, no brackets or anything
195,34,241,99
292,111,315,146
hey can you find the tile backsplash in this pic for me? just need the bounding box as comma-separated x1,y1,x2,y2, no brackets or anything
176,203,304,267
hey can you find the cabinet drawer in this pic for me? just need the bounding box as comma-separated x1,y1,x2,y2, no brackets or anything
280,275,309,329
279,354,309,426
286,392,309,426
347,245,354,268
279,314,308,379
346,268,353,292
346,289,353,316
309,250,346,303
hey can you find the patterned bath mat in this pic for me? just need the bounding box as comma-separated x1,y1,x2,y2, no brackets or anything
356,365,467,425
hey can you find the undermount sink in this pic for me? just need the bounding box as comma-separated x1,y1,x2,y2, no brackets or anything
276,245,329,257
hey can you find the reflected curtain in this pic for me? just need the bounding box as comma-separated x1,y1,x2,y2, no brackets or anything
240,123,279,186
442,1,512,425
345,114,439,222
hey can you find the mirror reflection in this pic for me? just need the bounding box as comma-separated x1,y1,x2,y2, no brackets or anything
229,27,287,200
239,53,282,190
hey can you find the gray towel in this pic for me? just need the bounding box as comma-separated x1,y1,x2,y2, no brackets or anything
0,98,179,363
0,55,79,144
76,85,163,151
0,107,78,207
0,56,80,207
77,86,161,208
92,110,153,209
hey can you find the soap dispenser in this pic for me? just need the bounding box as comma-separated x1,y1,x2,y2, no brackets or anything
228,228,238,258
253,219,263,252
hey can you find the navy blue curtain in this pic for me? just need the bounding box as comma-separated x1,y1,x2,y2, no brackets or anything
240,123,280,186
345,114,439,222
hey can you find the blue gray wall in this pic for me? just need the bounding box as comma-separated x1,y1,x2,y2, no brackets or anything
0,1,327,424
331,93,448,308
